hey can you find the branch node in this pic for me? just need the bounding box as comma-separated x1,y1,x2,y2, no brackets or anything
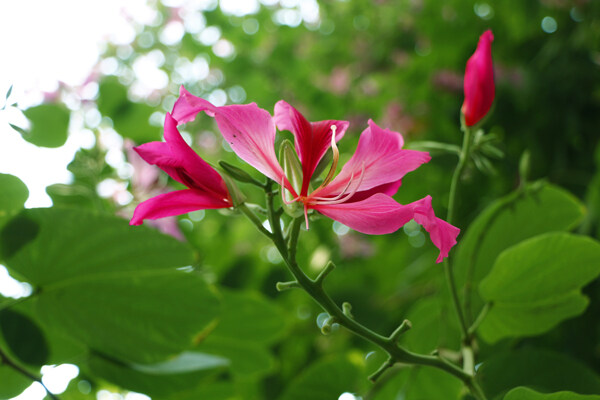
315,261,336,286
320,316,337,335
276,281,301,292
368,357,395,382
389,319,412,342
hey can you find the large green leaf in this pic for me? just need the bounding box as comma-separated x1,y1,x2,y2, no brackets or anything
278,355,364,400
400,296,461,354
504,387,600,400
0,309,48,366
193,289,285,378
197,336,275,378
1,208,220,364
478,233,600,342
1,208,192,284
454,183,585,318
97,77,161,142
478,348,600,400
87,353,227,398
0,173,28,231
210,289,287,345
21,103,70,148
0,365,31,399
404,367,463,400
35,271,219,363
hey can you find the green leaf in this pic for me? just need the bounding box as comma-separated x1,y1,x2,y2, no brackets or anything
401,297,446,353
9,123,28,136
0,309,48,366
404,367,463,400
278,355,364,400
97,77,161,142
0,365,31,399
210,289,287,345
1,208,193,285
22,103,70,148
0,173,28,231
454,183,585,318
478,348,600,399
197,336,275,378
478,233,600,342
36,271,219,364
1,208,220,364
0,214,39,260
504,387,600,400
88,353,226,398
131,351,229,374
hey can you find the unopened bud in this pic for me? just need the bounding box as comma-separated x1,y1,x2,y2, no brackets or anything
220,173,246,207
219,160,262,186
279,139,304,218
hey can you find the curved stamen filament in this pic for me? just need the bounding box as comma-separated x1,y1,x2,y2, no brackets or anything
311,162,366,205
310,169,356,202
313,125,339,193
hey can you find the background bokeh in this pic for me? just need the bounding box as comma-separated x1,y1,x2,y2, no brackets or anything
1,0,599,399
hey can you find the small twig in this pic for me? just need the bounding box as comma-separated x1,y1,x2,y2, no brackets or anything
389,319,412,343
276,281,301,291
314,261,336,286
368,357,394,382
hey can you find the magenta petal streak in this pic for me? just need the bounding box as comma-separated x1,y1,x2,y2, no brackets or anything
129,112,231,227
173,86,288,187
315,194,459,263
131,189,231,225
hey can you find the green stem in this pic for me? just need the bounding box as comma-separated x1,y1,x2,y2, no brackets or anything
281,218,472,383
237,203,272,239
0,348,59,400
447,126,473,226
238,184,487,399
469,303,492,336
443,125,481,381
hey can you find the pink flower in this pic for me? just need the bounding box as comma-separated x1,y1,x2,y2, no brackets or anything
172,87,459,262
129,113,232,225
462,30,495,127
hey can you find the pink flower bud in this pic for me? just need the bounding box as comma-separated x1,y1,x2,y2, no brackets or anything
462,30,495,127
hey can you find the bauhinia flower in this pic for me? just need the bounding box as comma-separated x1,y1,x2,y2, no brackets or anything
172,87,459,262
462,30,495,127
129,113,232,225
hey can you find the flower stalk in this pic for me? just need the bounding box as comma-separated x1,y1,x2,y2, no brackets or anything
238,184,487,400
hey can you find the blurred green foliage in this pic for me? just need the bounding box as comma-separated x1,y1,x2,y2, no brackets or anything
1,0,600,399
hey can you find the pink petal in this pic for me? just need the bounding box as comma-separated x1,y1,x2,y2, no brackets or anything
411,195,460,263
130,189,230,226
134,114,228,199
462,30,495,127
314,193,414,235
125,139,160,191
314,193,459,263
274,101,348,195
315,120,430,198
172,86,286,185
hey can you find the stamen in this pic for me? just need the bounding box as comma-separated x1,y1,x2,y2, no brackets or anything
304,205,309,230
313,162,366,206
313,125,339,192
310,169,355,202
